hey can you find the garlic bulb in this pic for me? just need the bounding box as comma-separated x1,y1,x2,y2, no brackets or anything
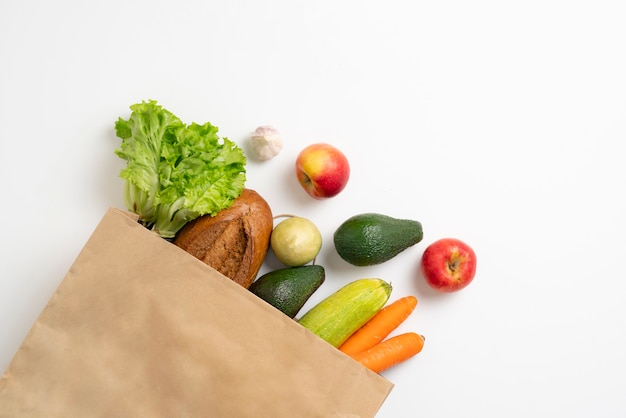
250,125,284,161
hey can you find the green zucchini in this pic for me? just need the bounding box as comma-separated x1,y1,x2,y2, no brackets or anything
297,278,392,347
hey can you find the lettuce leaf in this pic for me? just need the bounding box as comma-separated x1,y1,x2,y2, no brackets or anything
114,100,246,238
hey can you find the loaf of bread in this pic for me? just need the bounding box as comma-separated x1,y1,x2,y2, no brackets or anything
173,189,273,288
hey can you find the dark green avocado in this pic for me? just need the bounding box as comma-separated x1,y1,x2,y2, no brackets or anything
249,265,325,318
333,213,423,266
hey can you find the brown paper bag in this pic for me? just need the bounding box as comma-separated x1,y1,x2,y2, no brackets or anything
0,208,393,417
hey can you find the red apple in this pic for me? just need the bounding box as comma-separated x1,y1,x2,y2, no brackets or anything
421,238,477,292
295,143,350,199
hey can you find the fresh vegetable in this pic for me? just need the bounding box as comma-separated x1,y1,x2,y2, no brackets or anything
249,265,325,318
333,213,423,266
339,295,417,355
298,278,391,347
249,125,283,160
351,332,425,374
114,100,246,238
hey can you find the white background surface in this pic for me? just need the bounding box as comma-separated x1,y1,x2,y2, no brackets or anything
1,1,625,416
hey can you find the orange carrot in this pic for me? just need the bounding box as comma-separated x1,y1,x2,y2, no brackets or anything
352,332,425,374
339,295,418,355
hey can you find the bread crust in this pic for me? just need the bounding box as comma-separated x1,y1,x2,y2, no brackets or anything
173,189,273,288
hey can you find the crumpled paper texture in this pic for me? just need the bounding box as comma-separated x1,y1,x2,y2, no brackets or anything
0,208,393,417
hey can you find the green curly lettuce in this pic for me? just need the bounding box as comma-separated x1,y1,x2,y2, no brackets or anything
114,100,246,238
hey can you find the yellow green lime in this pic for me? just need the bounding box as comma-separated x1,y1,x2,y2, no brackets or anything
271,216,322,266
